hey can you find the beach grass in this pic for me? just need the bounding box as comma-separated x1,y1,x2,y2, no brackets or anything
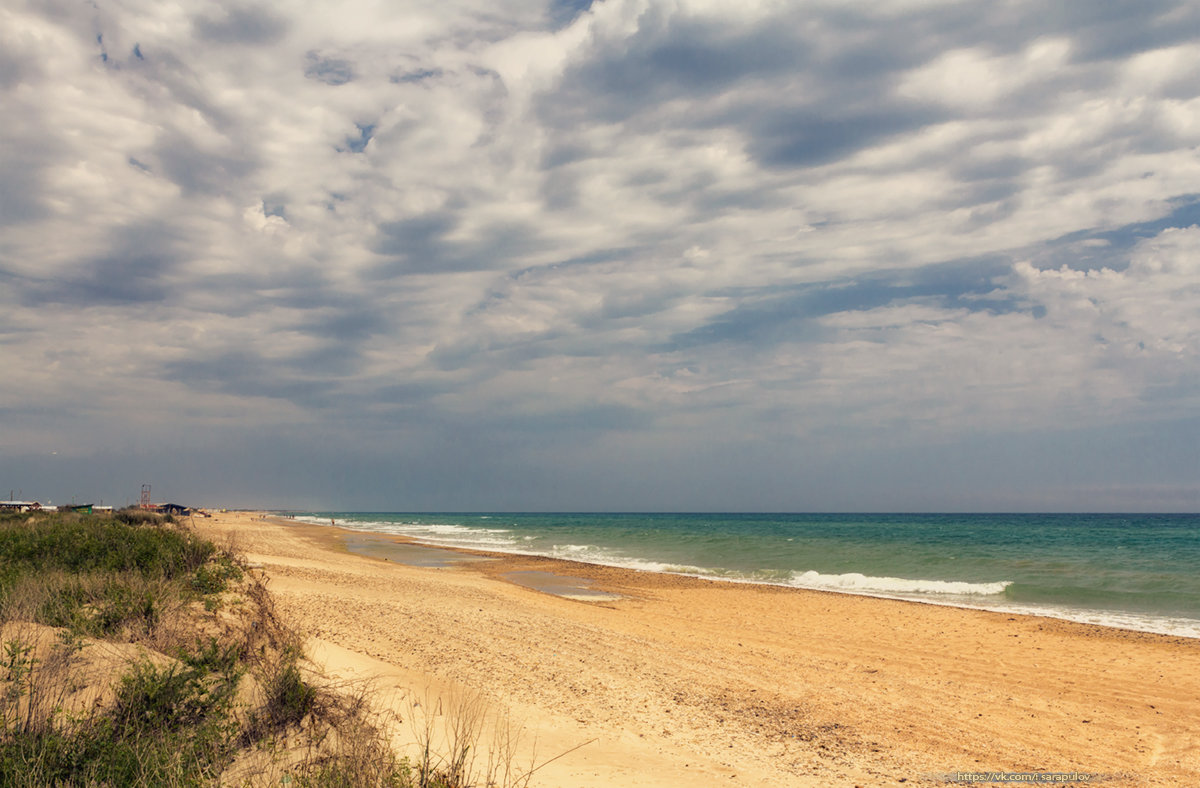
0,509,523,787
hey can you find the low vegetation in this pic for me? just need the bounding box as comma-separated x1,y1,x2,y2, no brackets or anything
0,509,534,787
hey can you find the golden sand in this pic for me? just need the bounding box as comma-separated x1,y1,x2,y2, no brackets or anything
196,512,1199,787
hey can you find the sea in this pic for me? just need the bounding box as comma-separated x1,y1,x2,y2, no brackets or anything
292,512,1200,639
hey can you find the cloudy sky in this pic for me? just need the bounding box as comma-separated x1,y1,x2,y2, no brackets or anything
1,0,1198,511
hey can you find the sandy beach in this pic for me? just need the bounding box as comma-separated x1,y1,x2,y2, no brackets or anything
195,512,1199,787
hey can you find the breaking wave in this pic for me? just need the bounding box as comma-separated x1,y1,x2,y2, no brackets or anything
788,570,1012,596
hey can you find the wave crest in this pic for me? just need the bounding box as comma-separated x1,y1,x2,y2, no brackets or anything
789,570,1011,596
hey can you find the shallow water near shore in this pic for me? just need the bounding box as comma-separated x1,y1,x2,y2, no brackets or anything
293,512,1200,638
342,533,493,567
503,570,622,601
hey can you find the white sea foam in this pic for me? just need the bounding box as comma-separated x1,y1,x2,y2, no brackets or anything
788,570,1012,596
1000,605,1200,639
297,516,521,550
546,543,708,575
780,572,1200,638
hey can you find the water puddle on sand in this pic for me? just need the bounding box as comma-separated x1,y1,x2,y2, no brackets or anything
341,535,619,600
342,534,493,568
503,570,621,601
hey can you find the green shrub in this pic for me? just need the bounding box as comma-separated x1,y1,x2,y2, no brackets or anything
178,636,242,679
114,508,168,526
0,728,75,788
191,554,242,596
242,648,319,745
0,656,240,787
0,514,213,580
267,661,317,727
95,580,159,635
25,572,161,638
111,661,218,734
0,513,224,639
291,753,413,788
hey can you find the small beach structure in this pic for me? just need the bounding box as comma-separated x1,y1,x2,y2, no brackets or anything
0,500,42,512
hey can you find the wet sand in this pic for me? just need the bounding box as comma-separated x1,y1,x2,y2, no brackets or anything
197,512,1200,787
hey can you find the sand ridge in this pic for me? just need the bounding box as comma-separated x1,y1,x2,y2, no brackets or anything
196,512,1199,787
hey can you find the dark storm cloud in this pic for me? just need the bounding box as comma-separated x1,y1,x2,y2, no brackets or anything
871,0,1200,64
193,6,289,45
0,156,50,227
182,256,396,335
548,0,595,30
16,221,184,306
744,103,946,169
0,100,65,227
542,14,802,125
540,141,593,169
543,1,1036,127
1048,1,1200,62
374,380,456,407
374,213,458,264
64,252,173,305
295,307,389,343
538,7,963,172
13,252,173,307
151,129,257,195
372,212,546,275
391,68,444,84
951,155,1029,184
0,47,26,89
304,51,355,86
262,198,287,220
669,257,1017,350
163,351,342,408
291,342,370,377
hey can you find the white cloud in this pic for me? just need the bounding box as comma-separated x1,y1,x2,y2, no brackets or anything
1015,227,1200,360
898,38,1074,110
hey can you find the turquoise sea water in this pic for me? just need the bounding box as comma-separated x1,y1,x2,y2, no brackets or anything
294,512,1200,638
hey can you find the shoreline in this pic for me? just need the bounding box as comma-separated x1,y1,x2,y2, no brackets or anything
298,514,1200,641
198,511,1200,787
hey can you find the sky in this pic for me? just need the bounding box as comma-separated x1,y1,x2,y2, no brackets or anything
1,0,1198,512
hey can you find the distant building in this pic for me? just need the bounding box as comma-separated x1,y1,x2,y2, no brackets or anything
0,500,42,512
